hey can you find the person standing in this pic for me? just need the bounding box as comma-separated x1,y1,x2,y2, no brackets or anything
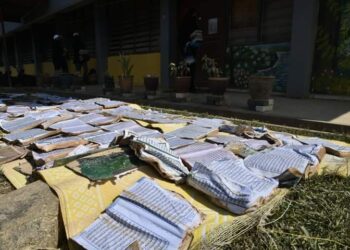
179,8,203,92
52,34,68,73
72,32,89,80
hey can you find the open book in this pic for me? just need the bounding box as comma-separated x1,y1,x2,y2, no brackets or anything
74,177,202,250
244,145,325,186
297,137,350,157
165,124,218,140
126,131,189,183
174,142,238,168
187,159,278,215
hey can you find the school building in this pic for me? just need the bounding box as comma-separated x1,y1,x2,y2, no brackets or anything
0,0,349,97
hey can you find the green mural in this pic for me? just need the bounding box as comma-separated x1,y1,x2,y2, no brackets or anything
229,43,290,92
312,0,350,96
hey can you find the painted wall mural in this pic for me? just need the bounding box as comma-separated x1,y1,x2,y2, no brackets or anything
228,43,290,92
312,0,350,96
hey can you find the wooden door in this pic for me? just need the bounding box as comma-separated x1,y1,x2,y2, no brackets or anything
178,0,228,88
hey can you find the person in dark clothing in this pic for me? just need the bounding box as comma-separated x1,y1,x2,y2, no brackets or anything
72,32,89,80
179,8,203,92
52,34,68,73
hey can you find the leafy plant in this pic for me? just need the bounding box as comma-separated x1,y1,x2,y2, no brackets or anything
201,55,229,78
169,61,190,77
118,53,133,78
228,46,278,88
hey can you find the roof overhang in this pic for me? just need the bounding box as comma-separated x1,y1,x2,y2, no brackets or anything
0,0,48,22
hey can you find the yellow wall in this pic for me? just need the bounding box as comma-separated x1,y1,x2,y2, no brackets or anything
42,62,55,76
13,52,160,87
0,64,35,77
23,64,36,75
42,58,98,75
0,66,19,76
108,53,160,87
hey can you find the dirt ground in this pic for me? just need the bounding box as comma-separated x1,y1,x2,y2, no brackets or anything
0,174,14,195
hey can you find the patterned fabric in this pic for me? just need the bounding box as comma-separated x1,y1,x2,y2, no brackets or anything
74,177,202,250
187,159,278,215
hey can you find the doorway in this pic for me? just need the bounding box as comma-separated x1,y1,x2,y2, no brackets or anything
178,0,228,89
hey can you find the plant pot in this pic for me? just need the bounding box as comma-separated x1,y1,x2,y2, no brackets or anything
144,76,159,92
174,76,191,93
118,76,133,93
248,76,275,100
208,77,229,95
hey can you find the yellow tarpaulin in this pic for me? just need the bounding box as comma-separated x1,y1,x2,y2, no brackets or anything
39,165,236,249
0,159,28,189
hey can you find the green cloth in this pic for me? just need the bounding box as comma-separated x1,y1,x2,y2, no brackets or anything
70,153,138,181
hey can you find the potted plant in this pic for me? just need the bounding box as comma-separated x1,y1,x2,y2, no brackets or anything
229,45,277,99
248,74,275,100
169,61,191,93
144,74,159,93
201,55,229,95
118,53,134,93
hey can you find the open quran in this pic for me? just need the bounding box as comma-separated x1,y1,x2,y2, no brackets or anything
74,177,202,250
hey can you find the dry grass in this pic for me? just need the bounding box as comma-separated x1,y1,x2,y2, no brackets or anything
230,174,350,249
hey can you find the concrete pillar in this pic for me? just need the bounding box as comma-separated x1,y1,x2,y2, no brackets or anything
13,35,20,70
287,0,319,98
0,11,11,86
94,1,109,87
160,0,177,90
31,26,42,83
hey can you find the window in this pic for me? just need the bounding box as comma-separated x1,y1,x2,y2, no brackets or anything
230,0,293,45
107,0,160,55
17,30,34,64
231,0,258,44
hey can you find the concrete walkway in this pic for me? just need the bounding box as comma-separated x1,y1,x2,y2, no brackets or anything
131,93,350,134
125,90,350,134
2,86,349,133
224,92,350,127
